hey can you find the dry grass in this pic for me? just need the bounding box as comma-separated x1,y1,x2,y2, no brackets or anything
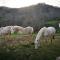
0,34,35,47
0,33,60,47
0,33,60,60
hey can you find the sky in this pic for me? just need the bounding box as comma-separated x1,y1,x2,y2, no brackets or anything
0,0,60,8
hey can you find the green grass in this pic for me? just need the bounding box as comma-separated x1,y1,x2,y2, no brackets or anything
45,18,59,27
0,33,60,60
47,20,58,24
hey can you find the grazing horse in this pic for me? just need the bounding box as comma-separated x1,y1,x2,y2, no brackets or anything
0,26,11,36
24,26,34,34
34,27,56,49
10,26,24,34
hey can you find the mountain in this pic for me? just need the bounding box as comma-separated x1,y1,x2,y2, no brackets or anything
0,3,60,31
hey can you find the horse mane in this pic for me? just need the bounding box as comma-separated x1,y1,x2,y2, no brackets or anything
39,27,47,35
35,27,47,40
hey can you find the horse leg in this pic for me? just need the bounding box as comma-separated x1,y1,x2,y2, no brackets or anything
51,35,55,44
51,38,52,44
51,35,55,45
53,35,55,39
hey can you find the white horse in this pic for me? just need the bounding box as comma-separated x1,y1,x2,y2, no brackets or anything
10,26,24,34
24,26,34,34
34,27,56,49
0,25,24,35
0,26,11,36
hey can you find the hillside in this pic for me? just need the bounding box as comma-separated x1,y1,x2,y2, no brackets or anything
0,3,60,31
